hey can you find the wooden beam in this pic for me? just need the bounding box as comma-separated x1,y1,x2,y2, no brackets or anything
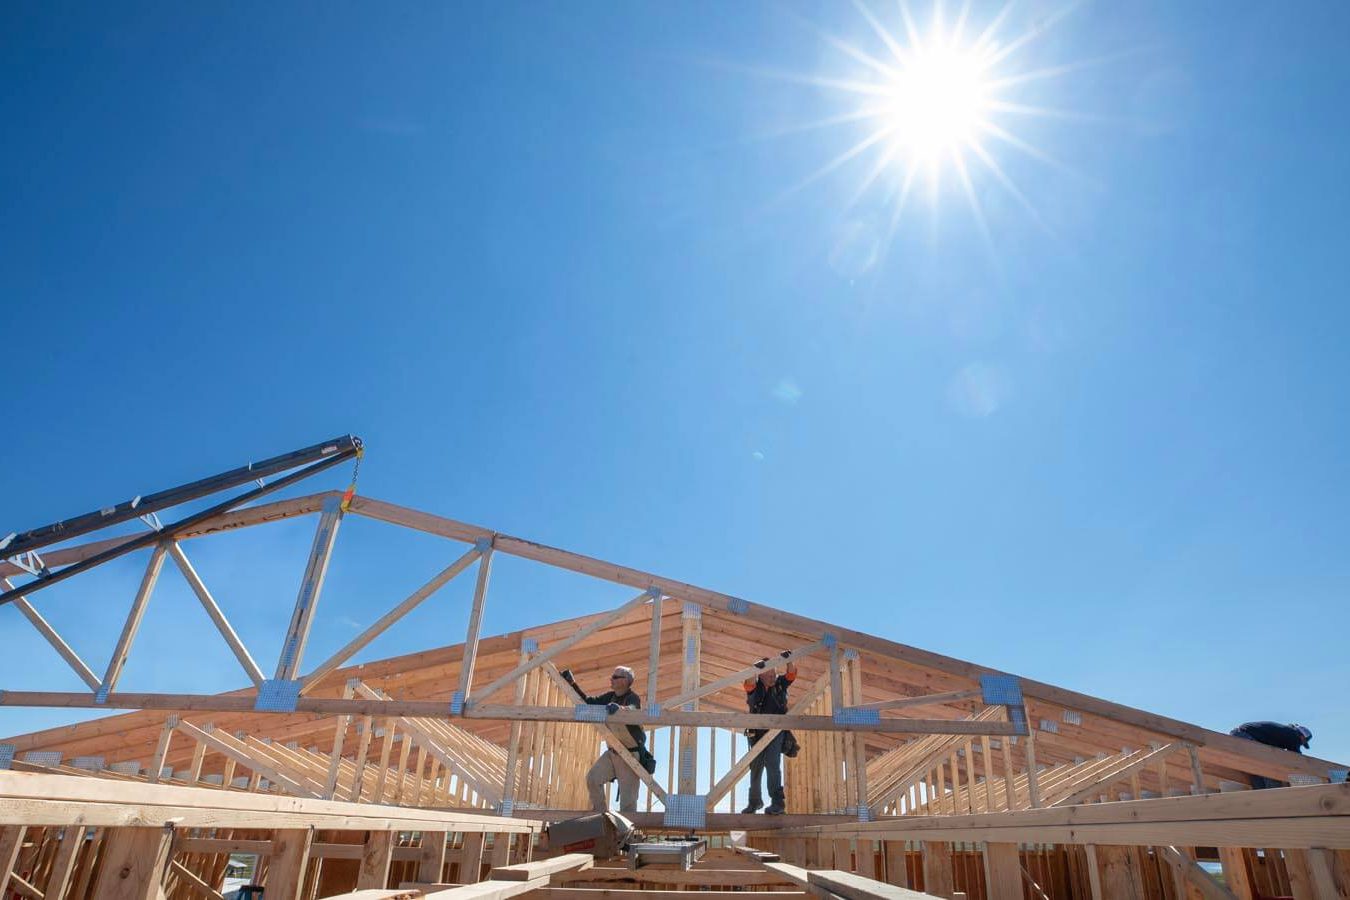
98,543,169,695
678,603,701,795
921,842,954,899
457,545,496,706
266,827,314,900
167,542,265,687
0,826,25,896
357,829,396,889
301,545,482,694
806,868,940,900
2,576,101,690
472,589,653,707
854,690,982,712
661,638,824,711
169,859,226,900
490,852,593,881
1092,845,1146,900
274,498,344,680
982,842,1021,900
91,824,174,900
1158,846,1236,900
417,831,449,884
45,825,88,899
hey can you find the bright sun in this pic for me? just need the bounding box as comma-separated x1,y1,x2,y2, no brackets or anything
766,1,1081,248
883,43,990,164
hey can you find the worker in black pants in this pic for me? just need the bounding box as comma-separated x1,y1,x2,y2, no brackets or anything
742,651,796,815
1230,721,1312,789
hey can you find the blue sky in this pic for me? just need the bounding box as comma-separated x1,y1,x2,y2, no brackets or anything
2,1,1348,768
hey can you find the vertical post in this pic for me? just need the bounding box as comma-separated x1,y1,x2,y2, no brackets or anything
92,825,174,900
1188,745,1207,795
1091,845,1145,900
417,832,448,884
982,842,1022,900
99,543,169,699
980,736,996,811
458,832,486,883
884,840,910,888
0,827,26,895
1000,738,1017,809
678,603,701,795
275,497,344,680
266,828,314,900
489,832,511,867
356,830,395,889
456,541,495,708
46,826,87,899
646,594,662,714
1023,704,1042,808
500,646,531,814
1217,847,1255,900
922,841,955,899
324,682,356,799
148,715,178,783
846,654,868,815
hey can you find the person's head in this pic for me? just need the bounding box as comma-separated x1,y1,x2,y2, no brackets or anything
610,666,635,694
1292,724,1312,748
758,660,776,686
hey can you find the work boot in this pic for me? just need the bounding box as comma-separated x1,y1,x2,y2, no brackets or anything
741,801,762,814
764,801,785,815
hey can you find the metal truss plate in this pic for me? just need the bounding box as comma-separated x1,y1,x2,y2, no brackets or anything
682,602,701,619
1289,774,1324,786
980,674,1023,706
1062,710,1083,725
647,703,662,719
24,751,62,766
255,679,301,712
833,707,882,726
727,597,749,615
1008,706,1028,733
663,794,708,829
574,704,610,723
450,691,465,715
1039,719,1059,734
857,805,874,822
0,745,13,770
70,756,105,771
499,799,515,817
521,638,539,653
1331,769,1349,784
109,761,141,775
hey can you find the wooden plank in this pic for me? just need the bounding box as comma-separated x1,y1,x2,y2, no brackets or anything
356,829,397,889
1158,846,1235,900
275,500,344,680
98,543,169,694
490,853,593,881
1092,845,1145,900
458,832,487,884
807,868,939,900
169,858,226,900
1217,847,1255,900
981,842,1021,900
472,590,652,706
168,542,266,687
91,825,174,900
921,842,954,899
417,831,449,884
527,891,810,900
267,827,314,900
45,825,87,899
883,840,910,889
420,874,548,900
0,826,26,895
301,545,482,694
3,576,102,690
662,639,824,711
456,547,496,706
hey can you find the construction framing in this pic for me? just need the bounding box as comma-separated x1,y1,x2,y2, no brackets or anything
3,486,1349,898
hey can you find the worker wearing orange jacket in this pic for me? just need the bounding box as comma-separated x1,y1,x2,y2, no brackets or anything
742,651,796,815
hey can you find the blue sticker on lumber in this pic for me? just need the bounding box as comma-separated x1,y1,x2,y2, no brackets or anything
255,679,301,712
833,707,881,726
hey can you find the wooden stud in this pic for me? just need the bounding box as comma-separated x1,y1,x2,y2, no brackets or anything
99,543,169,695
922,841,955,899
456,546,496,706
91,824,174,900
356,829,396,889
168,542,266,687
266,827,314,900
982,842,1022,900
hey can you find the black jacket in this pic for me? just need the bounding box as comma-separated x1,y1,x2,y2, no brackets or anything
1230,721,1304,753
578,687,646,750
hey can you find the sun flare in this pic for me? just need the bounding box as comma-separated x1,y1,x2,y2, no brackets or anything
882,42,990,164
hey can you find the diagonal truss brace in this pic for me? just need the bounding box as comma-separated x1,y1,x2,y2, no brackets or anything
0,576,100,691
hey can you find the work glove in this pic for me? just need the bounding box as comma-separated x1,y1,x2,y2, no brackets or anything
606,702,620,715
560,669,575,683
754,658,767,669
780,650,792,659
